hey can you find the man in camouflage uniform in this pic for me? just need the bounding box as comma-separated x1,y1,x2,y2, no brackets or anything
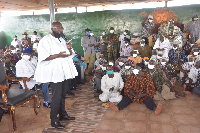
99,30,108,61
106,27,119,62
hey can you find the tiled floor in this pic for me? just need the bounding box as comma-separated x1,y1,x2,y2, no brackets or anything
1,77,200,133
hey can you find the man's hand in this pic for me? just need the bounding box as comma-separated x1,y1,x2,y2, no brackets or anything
89,44,95,47
58,51,71,58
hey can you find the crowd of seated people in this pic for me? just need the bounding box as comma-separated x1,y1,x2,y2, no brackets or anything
84,14,200,116
0,13,200,119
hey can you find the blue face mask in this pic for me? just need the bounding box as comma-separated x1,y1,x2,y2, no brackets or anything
87,31,90,35
107,70,114,75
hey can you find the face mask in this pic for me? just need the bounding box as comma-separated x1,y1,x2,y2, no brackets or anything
193,52,199,56
107,70,114,75
100,65,103,68
148,64,155,69
173,47,178,50
86,31,90,35
157,55,162,59
16,48,20,51
133,69,139,75
102,32,106,35
133,54,137,58
119,62,124,66
22,55,30,60
11,50,16,54
125,66,131,69
144,61,149,65
53,30,61,38
125,43,129,46
161,62,166,66
124,32,127,35
193,18,198,21
140,43,145,47
102,66,106,71
188,61,194,65
149,20,153,23
110,30,114,33
109,62,114,66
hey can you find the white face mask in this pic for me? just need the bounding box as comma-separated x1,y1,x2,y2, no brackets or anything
22,55,30,61
148,64,155,69
140,43,145,47
161,62,166,66
173,46,178,50
119,62,124,66
109,62,114,66
193,52,199,56
144,61,149,65
124,32,127,35
125,43,129,46
110,30,114,33
188,61,194,65
101,66,106,70
16,48,20,51
133,54,137,58
100,65,103,68
11,50,16,54
149,20,153,23
133,69,139,75
102,32,106,35
193,17,198,21
125,66,131,69
157,55,162,59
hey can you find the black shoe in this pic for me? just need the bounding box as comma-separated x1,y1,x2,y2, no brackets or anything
66,91,75,95
51,121,65,129
59,115,75,121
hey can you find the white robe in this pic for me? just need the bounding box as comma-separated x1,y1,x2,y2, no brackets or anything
99,72,124,102
34,34,78,83
16,59,36,89
153,38,172,58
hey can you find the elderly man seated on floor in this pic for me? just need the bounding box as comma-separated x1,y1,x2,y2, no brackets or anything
146,58,185,100
16,48,51,108
99,62,124,103
109,63,163,116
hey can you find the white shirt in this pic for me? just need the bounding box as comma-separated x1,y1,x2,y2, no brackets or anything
101,72,124,93
188,67,200,83
31,35,42,42
154,37,172,50
16,58,36,89
11,39,21,50
119,34,130,49
34,34,78,83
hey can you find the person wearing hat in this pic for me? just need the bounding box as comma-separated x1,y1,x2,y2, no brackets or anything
186,13,200,42
81,28,96,75
31,31,42,52
21,32,31,50
11,35,21,52
141,15,155,38
16,48,51,108
106,27,119,62
146,58,184,100
99,62,124,103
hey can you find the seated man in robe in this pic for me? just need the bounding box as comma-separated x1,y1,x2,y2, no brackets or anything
99,63,124,103
109,63,163,116
153,34,172,58
16,48,51,108
190,61,200,95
